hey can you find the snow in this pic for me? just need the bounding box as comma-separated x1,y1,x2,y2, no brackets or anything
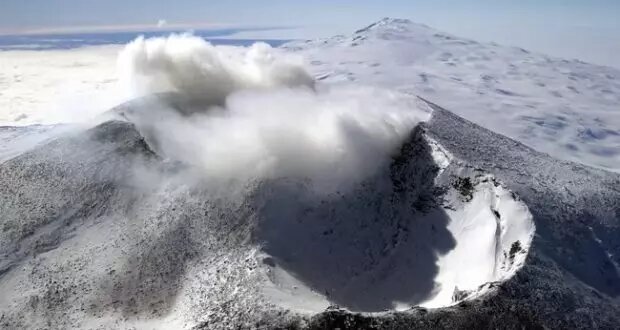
0,124,69,163
285,18,620,172
423,176,535,308
2,90,617,328
258,142,535,312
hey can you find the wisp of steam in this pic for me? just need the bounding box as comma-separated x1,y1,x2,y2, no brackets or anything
117,34,431,192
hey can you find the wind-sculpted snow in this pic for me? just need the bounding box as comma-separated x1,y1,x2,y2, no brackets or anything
286,18,620,172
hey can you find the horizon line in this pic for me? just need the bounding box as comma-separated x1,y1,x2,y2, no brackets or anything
0,22,297,37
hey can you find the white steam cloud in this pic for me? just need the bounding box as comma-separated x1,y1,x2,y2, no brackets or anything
117,35,430,192
118,34,314,104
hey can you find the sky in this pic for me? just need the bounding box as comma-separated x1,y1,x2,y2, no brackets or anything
1,0,619,67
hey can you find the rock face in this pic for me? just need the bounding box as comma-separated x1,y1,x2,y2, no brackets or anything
0,96,618,329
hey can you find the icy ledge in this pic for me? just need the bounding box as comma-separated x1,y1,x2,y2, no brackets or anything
256,131,535,313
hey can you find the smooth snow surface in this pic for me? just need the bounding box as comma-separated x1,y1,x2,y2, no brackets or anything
286,18,620,172
423,175,535,308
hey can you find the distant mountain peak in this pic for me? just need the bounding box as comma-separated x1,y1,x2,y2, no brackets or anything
378,17,414,25
355,17,431,34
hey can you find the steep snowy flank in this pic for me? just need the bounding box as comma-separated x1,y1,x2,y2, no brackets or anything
0,101,536,329
2,97,618,329
285,18,620,172
0,124,68,163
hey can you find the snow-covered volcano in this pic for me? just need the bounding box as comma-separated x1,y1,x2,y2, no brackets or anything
0,94,536,328
110,88,535,313
0,18,619,330
286,18,620,173
1,93,617,329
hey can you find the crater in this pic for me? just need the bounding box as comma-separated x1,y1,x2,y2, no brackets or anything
111,93,535,314
254,128,535,313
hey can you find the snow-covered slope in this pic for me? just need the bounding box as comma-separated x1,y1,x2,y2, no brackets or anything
285,18,620,172
0,95,617,329
0,99,536,328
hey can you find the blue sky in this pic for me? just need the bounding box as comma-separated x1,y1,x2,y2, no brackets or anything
1,0,619,67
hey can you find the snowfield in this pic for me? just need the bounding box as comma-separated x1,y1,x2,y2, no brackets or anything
285,18,620,172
